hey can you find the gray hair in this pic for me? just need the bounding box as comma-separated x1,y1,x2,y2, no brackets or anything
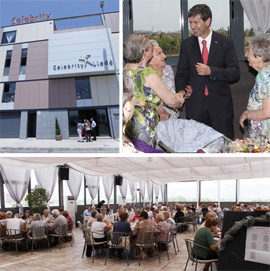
91,210,97,218
33,213,41,220
96,213,104,222
248,33,270,62
124,33,149,63
51,209,60,216
150,39,159,47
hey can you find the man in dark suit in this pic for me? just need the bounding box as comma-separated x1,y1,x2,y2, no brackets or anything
175,4,240,139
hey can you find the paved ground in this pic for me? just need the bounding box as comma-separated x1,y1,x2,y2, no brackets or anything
0,137,119,153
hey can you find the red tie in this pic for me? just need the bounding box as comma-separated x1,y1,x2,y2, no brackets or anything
202,40,209,96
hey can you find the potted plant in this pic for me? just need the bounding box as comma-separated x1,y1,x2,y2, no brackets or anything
55,117,62,141
25,187,50,215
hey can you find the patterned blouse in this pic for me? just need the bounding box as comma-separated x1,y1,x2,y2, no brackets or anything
247,65,270,135
133,219,155,244
125,66,162,148
161,65,180,119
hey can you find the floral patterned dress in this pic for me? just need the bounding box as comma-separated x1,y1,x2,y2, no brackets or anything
125,66,162,148
247,65,270,135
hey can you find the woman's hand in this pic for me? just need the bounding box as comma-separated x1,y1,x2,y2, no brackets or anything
175,91,185,107
239,110,248,128
158,107,170,121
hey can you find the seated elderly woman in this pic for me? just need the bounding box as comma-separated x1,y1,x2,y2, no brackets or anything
0,212,7,237
124,34,185,153
148,40,192,120
42,209,52,222
131,209,141,222
154,213,171,244
22,210,32,223
193,218,220,271
132,210,155,259
87,210,98,229
239,34,270,136
163,211,176,226
62,210,73,231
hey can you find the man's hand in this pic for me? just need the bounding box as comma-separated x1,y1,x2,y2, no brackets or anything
158,107,170,121
195,62,211,76
185,85,193,98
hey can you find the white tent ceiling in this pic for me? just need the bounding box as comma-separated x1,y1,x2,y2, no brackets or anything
0,157,269,184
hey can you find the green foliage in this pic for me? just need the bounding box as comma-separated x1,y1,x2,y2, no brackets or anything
55,117,61,135
25,187,50,214
149,33,182,56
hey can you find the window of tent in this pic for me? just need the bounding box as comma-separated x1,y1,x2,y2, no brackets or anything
167,181,197,202
243,10,254,53
188,0,230,37
99,180,114,207
63,179,84,206
239,178,270,202
201,180,218,202
132,0,182,58
3,183,28,208
219,179,236,202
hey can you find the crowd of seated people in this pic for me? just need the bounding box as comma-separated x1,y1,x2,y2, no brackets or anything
0,208,74,249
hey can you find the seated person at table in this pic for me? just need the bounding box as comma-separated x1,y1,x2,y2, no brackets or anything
174,205,184,223
193,218,220,271
28,213,46,231
82,206,92,218
62,210,73,231
155,214,171,244
100,208,110,224
132,211,155,259
145,206,153,221
87,210,97,228
0,212,7,236
47,209,67,234
6,211,13,219
22,210,32,223
113,211,132,235
163,211,175,226
42,209,52,222
6,213,26,237
131,209,141,222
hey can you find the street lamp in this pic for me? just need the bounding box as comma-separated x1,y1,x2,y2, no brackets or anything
100,1,119,88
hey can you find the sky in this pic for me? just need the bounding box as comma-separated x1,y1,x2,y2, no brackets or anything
0,0,119,27
133,0,252,33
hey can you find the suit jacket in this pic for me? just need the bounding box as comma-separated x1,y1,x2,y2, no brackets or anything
175,31,240,120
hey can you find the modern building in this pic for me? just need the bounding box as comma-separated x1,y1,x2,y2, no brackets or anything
0,12,119,139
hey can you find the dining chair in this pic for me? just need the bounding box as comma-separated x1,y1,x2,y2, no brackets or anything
27,226,51,254
156,229,177,260
105,232,130,266
49,224,67,250
171,223,180,252
184,239,218,271
134,231,161,266
4,229,26,257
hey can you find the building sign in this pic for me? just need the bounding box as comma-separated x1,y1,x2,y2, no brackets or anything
48,28,118,77
11,13,51,25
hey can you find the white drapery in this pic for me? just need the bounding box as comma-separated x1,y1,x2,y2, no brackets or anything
66,168,83,212
140,181,146,208
119,178,128,205
240,0,270,34
154,184,159,203
160,184,165,203
146,181,153,205
34,167,58,211
102,175,114,206
129,180,137,202
85,175,100,206
0,164,30,216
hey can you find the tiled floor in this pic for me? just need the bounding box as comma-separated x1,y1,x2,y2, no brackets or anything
0,228,215,271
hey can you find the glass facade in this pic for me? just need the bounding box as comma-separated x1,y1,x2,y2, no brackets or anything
2,82,16,103
1,31,16,44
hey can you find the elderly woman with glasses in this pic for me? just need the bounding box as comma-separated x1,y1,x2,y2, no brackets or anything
239,34,270,136
124,34,185,153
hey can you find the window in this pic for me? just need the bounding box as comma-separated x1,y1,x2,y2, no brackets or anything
96,109,110,136
167,181,197,202
239,178,270,202
20,48,28,75
3,50,12,76
243,11,254,52
132,0,182,57
3,184,17,208
2,82,16,103
220,179,236,202
201,180,218,202
1,31,16,44
75,78,92,100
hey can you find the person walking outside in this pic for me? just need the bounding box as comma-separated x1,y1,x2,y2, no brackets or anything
90,118,97,141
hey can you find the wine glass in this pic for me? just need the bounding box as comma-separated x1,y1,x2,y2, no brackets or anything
246,138,256,153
